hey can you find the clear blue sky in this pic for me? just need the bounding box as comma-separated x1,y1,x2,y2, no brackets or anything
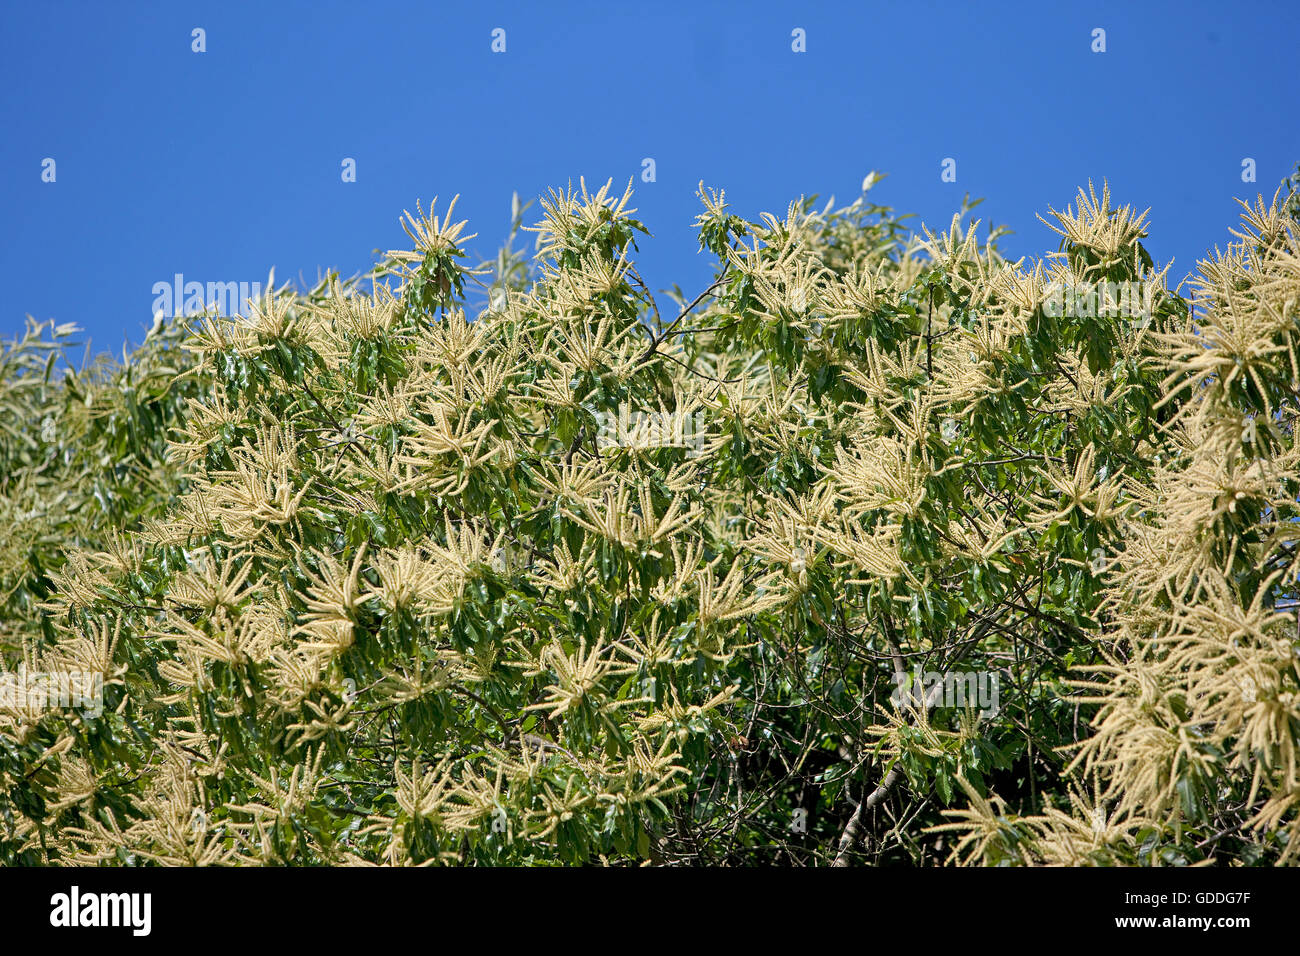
2,0,1297,354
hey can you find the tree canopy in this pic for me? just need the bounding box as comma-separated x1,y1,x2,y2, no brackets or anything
3,172,1299,866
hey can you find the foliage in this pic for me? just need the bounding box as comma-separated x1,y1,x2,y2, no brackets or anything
2,172,1298,866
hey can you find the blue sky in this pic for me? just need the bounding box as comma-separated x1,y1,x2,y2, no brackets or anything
1,0,1297,355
